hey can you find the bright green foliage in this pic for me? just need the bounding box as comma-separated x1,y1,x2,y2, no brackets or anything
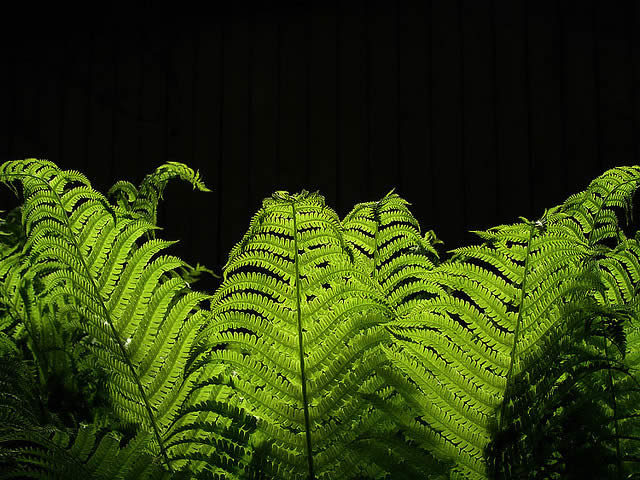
0,159,258,478
107,160,220,283
200,189,398,479
0,421,179,480
108,160,211,233
364,167,640,479
0,330,170,479
0,159,639,479
341,188,443,316
482,167,640,479
0,205,33,345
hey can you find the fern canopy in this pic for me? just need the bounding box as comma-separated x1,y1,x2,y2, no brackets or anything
1,158,640,479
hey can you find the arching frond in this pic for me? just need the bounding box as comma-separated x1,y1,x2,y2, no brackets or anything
342,189,444,316
107,161,219,285
378,166,640,479
107,160,211,234
200,189,397,479
0,159,250,477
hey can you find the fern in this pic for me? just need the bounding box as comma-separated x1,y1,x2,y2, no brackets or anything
572,236,640,478
0,159,256,478
0,345,167,479
370,166,640,479
484,166,640,479
0,206,33,344
107,160,220,286
341,188,444,316
0,421,184,479
0,204,105,431
1,158,640,479
199,189,397,479
0,338,47,432
107,160,211,232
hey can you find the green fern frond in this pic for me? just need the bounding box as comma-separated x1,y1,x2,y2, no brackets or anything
485,166,640,479
486,292,635,478
562,165,640,244
178,262,222,286
616,315,640,477
0,203,103,431
107,161,212,237
375,166,640,479
107,162,219,284
535,165,640,479
353,384,457,479
569,237,640,479
0,338,259,480
0,159,233,476
200,189,396,479
0,345,44,430
342,189,443,316
163,390,264,478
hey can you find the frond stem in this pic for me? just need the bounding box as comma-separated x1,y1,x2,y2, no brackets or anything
291,200,315,480
499,222,536,431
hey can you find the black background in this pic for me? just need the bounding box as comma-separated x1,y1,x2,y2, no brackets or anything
1,0,639,295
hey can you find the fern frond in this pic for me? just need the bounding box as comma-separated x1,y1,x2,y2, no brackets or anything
0,159,233,476
377,166,640,479
342,189,444,316
0,203,102,431
107,161,220,285
200,189,396,479
107,161,212,237
0,205,34,341
162,382,264,478
562,165,640,244
485,166,640,479
0,345,44,431
570,236,640,479
523,165,640,479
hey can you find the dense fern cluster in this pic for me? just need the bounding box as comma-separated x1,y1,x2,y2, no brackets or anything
0,159,639,479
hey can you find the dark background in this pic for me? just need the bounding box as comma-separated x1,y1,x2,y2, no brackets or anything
1,0,639,295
